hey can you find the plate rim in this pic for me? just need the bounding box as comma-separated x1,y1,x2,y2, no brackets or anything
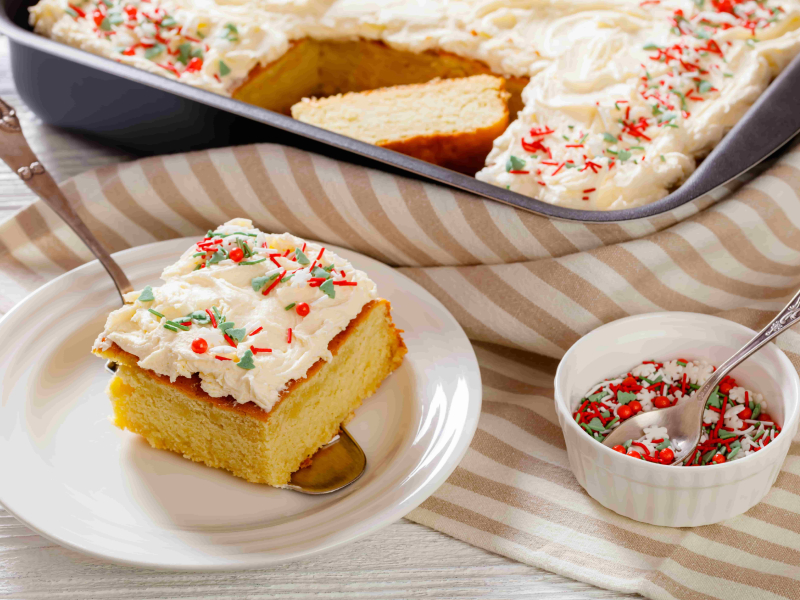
0,237,482,570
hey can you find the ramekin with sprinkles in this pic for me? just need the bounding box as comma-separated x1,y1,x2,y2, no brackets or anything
574,359,780,466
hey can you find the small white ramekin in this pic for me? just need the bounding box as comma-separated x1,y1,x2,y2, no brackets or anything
554,312,800,527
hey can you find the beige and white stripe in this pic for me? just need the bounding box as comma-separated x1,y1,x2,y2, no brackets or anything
3,139,800,600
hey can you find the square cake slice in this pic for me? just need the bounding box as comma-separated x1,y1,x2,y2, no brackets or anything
93,219,406,487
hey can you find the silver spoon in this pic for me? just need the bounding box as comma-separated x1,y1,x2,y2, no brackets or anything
603,288,800,464
0,96,366,494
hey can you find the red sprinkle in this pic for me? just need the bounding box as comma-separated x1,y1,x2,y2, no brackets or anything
205,308,217,328
263,271,286,296
68,3,86,17
250,345,272,354
333,281,357,286
248,326,263,336
214,355,232,361
287,328,293,343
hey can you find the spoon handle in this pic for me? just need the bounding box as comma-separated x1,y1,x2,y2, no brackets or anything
707,288,800,388
0,97,132,302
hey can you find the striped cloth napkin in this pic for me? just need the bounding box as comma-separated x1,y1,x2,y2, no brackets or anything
2,140,800,600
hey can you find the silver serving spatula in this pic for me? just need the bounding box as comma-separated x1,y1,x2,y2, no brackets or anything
0,96,366,494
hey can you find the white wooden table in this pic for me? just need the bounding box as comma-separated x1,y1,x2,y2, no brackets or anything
0,36,640,600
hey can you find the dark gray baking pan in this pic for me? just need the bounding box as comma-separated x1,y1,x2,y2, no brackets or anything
2,0,800,222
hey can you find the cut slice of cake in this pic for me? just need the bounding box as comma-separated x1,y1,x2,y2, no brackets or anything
93,219,406,487
290,75,511,175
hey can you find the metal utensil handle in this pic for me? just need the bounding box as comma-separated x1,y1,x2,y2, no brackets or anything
0,97,132,302
704,287,800,392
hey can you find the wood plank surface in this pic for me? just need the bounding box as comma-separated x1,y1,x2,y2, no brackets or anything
0,35,641,600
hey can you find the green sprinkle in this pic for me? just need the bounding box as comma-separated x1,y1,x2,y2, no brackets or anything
98,16,111,30
707,391,722,409
226,327,247,343
672,90,688,111
643,42,660,50
690,383,700,390
222,22,239,41
506,155,526,172
665,123,679,129
108,10,124,24
719,430,737,440
192,252,207,257
574,414,580,423
251,275,271,292
208,248,227,265
617,391,637,404
656,440,671,451
587,418,605,432
208,231,257,238
177,42,192,65
580,423,593,435
160,15,177,27
727,447,740,460
623,440,632,450
677,360,687,366
191,47,204,59
138,286,155,302
606,149,618,156
660,155,666,162
702,449,717,464
218,60,231,76
144,43,166,60
237,349,256,370
280,274,294,283
600,410,611,419
565,162,577,169
630,145,645,151
323,264,335,272
752,404,762,419
189,310,210,324
311,266,330,279
562,134,570,141
211,306,223,324
319,278,335,299
607,417,620,428
165,320,191,331
617,150,631,162
163,324,179,332
294,248,310,265
652,104,663,116
588,390,608,403
65,7,78,17
724,72,734,78
240,258,266,265
284,302,297,311
219,321,235,332
579,133,589,144
697,80,713,94
148,308,164,319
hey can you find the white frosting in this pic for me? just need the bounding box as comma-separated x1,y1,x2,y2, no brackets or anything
30,0,800,210
93,219,377,411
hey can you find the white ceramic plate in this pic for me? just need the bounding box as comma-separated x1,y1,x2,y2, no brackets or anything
0,238,481,570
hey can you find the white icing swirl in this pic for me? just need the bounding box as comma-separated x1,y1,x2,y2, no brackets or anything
94,218,377,411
